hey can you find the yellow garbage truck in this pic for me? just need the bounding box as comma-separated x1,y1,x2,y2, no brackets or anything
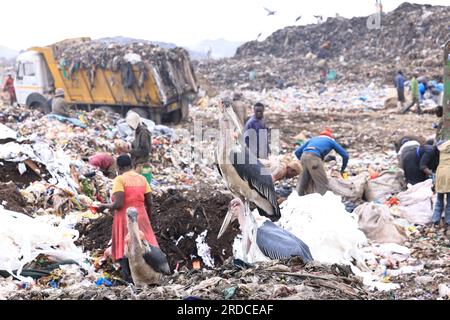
14,37,198,123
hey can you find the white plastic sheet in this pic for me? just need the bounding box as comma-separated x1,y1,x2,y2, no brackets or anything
0,142,78,191
277,192,368,265
195,230,215,268
0,123,17,140
0,208,87,280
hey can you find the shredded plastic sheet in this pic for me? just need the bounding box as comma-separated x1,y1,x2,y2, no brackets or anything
0,208,88,281
195,230,215,268
0,142,78,191
0,123,17,140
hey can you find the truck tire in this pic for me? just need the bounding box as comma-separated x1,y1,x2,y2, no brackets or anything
26,93,51,115
170,110,182,124
181,96,190,120
130,107,150,119
150,111,162,125
98,105,116,114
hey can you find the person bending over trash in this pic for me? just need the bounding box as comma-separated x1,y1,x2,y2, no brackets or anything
432,141,450,236
51,88,72,117
126,111,152,174
294,128,348,196
98,155,163,283
400,143,439,185
84,153,117,178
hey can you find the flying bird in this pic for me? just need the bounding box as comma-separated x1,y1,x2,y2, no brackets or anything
295,15,302,22
263,7,276,16
256,33,263,40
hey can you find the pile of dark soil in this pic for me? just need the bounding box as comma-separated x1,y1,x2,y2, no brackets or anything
75,188,239,271
75,214,114,252
152,188,237,270
0,181,31,215
0,161,42,187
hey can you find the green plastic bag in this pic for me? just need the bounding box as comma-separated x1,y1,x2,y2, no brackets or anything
141,165,152,185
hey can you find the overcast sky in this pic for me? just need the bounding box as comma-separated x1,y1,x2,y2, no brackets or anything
1,0,448,50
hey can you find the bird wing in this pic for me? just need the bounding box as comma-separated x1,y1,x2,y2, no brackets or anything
263,7,270,13
256,221,314,262
230,147,281,220
143,245,171,275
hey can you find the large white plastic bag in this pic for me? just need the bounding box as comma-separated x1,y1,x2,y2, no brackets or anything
0,209,86,279
277,192,368,265
396,179,433,225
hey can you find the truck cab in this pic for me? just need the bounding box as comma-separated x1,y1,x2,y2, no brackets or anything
15,50,54,112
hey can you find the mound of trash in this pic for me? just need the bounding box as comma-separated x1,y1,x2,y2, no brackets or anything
196,2,450,90
0,208,88,281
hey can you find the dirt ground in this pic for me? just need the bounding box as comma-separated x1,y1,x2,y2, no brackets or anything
270,111,433,148
193,106,436,153
0,161,43,187
76,187,238,270
0,181,30,215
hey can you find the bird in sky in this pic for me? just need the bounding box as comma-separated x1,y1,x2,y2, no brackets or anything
256,33,262,40
295,15,302,22
263,7,276,16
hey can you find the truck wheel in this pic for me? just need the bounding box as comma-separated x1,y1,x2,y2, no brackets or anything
171,110,182,124
130,107,150,119
181,96,190,120
98,106,116,114
26,93,51,115
150,111,162,125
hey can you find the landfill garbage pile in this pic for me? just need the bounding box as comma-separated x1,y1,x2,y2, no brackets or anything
52,38,198,104
5,259,369,300
369,225,449,300
195,2,450,91
0,81,448,300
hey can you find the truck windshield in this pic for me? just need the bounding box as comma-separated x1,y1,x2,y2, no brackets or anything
23,63,36,76
16,62,24,80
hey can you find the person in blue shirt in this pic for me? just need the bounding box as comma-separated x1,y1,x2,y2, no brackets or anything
294,128,349,196
394,71,405,108
418,82,426,100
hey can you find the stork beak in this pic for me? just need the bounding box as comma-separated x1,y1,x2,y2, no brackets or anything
225,106,243,135
217,208,236,239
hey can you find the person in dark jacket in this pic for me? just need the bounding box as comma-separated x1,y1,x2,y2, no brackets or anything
394,71,405,108
244,102,269,159
294,128,349,196
400,144,439,185
126,111,152,173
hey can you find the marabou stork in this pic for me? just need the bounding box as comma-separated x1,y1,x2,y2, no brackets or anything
125,208,170,285
218,198,313,263
216,99,281,221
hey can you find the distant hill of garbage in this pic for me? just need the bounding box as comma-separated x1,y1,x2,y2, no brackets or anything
195,2,450,91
